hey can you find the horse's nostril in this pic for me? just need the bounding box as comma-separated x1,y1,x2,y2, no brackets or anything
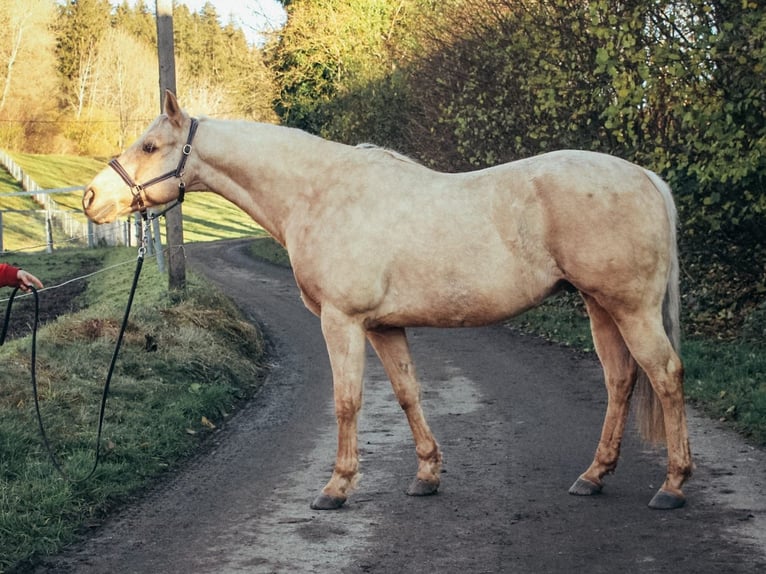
83,187,94,209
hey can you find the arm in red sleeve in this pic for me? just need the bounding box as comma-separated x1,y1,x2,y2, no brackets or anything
0,263,20,288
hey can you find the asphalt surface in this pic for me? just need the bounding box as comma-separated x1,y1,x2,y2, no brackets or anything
30,238,766,573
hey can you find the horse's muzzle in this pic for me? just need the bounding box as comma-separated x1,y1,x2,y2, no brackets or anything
82,187,119,224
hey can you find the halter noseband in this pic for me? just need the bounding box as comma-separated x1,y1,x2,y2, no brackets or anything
108,117,199,218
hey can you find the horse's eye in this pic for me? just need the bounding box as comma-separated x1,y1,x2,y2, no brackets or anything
142,141,156,154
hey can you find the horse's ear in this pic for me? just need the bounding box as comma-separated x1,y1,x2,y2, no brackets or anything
163,90,184,127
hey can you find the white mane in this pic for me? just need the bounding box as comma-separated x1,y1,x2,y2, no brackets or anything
355,143,421,165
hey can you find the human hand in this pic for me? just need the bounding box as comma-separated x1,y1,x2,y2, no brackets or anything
16,269,43,292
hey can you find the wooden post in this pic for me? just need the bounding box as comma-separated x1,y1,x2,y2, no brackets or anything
152,217,165,273
156,0,185,291
45,214,53,253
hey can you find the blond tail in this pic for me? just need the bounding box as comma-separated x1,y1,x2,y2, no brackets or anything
634,170,681,444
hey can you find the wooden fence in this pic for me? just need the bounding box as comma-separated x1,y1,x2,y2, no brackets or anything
0,149,129,251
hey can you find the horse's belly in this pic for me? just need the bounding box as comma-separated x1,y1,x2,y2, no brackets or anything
370,269,556,329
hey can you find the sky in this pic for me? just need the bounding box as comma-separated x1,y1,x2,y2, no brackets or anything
121,1,287,45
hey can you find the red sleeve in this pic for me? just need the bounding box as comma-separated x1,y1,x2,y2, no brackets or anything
0,263,19,288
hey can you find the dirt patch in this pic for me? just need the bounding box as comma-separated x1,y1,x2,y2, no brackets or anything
1,263,99,340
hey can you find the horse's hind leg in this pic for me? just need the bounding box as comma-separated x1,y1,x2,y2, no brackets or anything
366,327,442,496
311,306,367,510
615,312,692,509
570,295,639,497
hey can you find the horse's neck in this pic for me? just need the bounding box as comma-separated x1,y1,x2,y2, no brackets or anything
194,119,341,245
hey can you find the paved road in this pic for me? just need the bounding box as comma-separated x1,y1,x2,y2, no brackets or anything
33,238,765,573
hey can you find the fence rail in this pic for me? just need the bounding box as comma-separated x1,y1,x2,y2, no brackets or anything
0,149,127,251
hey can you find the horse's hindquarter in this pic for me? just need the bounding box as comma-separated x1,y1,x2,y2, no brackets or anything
528,151,673,307
288,159,562,328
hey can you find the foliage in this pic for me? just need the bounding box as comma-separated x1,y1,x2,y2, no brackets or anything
270,0,416,145
54,0,113,116
270,0,766,447
113,0,156,47
170,2,276,119
508,292,593,353
0,0,59,151
88,28,160,153
0,249,266,570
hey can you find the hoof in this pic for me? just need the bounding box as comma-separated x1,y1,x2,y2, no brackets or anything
310,493,346,510
648,489,686,510
407,478,439,497
568,477,603,496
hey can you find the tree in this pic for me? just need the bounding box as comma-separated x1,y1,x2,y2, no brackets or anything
55,0,112,117
113,0,156,46
271,0,412,139
0,0,58,151
171,1,277,121
89,28,159,151
220,24,278,122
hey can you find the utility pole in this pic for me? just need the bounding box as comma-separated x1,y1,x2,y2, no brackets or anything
156,0,186,291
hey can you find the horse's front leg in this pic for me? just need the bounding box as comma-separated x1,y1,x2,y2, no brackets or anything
311,306,367,510
366,327,442,496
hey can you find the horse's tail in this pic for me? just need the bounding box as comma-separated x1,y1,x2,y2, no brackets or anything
633,169,681,444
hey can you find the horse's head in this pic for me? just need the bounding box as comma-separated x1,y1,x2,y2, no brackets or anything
83,91,197,224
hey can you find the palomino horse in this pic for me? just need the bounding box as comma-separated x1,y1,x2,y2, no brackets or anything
84,91,692,510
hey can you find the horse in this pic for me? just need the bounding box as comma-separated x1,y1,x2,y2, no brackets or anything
83,90,692,511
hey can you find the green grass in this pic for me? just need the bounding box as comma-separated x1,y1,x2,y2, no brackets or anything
249,234,292,267
683,339,766,443
0,248,266,571
507,291,593,352
0,158,47,252
165,192,265,243
8,153,105,191
0,155,271,570
7,152,103,213
0,166,22,195
1,153,263,252
0,210,49,254
1,249,103,282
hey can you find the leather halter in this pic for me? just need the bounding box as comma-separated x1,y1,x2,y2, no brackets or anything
108,117,199,218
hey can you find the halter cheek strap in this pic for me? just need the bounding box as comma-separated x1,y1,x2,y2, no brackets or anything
108,117,199,218
108,159,147,212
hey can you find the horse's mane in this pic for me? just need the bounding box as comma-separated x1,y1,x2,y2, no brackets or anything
355,143,421,166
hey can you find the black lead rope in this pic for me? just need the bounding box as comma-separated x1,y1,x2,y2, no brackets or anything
1,245,147,482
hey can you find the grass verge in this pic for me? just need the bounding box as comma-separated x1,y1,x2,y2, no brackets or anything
683,339,766,444
0,248,265,571
249,235,291,268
